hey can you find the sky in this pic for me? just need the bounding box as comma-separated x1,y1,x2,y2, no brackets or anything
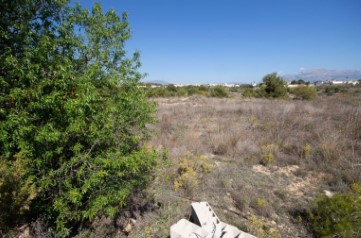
75,0,361,84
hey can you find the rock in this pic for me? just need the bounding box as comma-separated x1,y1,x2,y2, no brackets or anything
324,190,334,198
123,222,132,235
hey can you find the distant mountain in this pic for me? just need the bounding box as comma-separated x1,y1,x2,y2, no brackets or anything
283,69,361,82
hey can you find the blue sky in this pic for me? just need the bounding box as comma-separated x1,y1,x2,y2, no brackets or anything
76,0,361,84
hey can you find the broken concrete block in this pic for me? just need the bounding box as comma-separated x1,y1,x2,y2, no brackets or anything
191,202,221,227
170,219,209,238
170,202,257,238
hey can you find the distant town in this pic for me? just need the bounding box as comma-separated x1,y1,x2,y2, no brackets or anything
142,79,360,88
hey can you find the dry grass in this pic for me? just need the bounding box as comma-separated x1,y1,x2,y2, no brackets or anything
132,94,361,238
71,93,360,237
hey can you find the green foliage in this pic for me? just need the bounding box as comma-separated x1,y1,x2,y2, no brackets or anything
290,79,309,85
262,73,288,98
309,191,361,237
176,87,187,97
173,154,212,193
242,86,267,98
0,1,156,235
323,85,348,95
144,85,230,98
301,144,313,160
290,85,318,100
242,88,256,97
248,215,281,238
210,85,229,98
166,84,177,94
260,144,278,165
184,85,200,96
0,159,37,230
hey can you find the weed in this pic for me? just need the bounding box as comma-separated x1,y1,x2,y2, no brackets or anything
248,215,281,238
251,197,272,218
173,154,212,195
301,144,313,160
260,144,278,165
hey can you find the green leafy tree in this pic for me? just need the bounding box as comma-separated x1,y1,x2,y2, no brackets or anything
0,0,156,235
262,73,287,98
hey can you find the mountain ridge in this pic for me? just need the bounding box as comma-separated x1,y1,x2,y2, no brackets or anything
283,69,361,82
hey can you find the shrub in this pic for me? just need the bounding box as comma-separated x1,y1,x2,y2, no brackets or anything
290,85,317,100
176,88,187,97
301,144,313,160
166,84,177,94
173,155,212,193
248,215,281,238
324,85,348,95
210,85,229,98
243,88,256,98
185,86,199,96
309,192,361,237
262,73,288,98
173,158,198,193
260,144,278,165
0,1,157,235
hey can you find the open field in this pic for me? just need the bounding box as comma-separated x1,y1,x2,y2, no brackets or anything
123,93,361,238
11,93,360,238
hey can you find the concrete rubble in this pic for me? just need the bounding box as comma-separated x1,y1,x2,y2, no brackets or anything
170,202,257,238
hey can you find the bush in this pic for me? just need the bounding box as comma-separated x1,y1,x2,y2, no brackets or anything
185,85,199,96
210,85,229,98
324,85,348,95
309,191,361,237
262,73,288,98
166,84,177,94
260,144,278,165
290,85,317,100
173,155,212,194
242,88,256,98
0,1,156,235
176,88,187,97
248,215,281,238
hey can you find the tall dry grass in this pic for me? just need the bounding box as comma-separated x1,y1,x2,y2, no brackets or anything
149,96,360,186
140,94,361,237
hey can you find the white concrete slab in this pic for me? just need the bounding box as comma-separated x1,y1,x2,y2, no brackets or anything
170,202,257,238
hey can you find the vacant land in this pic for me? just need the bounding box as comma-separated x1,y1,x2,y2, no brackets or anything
18,93,358,238
117,93,360,238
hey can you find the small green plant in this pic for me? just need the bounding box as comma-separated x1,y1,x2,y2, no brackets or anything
260,144,278,165
301,144,313,160
248,215,281,238
251,197,272,217
173,154,212,193
255,198,267,208
173,161,198,192
309,191,361,237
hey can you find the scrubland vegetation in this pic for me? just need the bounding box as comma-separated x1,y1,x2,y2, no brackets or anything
136,90,360,238
1,1,361,238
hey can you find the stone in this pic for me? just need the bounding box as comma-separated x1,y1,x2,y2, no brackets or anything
170,201,257,238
